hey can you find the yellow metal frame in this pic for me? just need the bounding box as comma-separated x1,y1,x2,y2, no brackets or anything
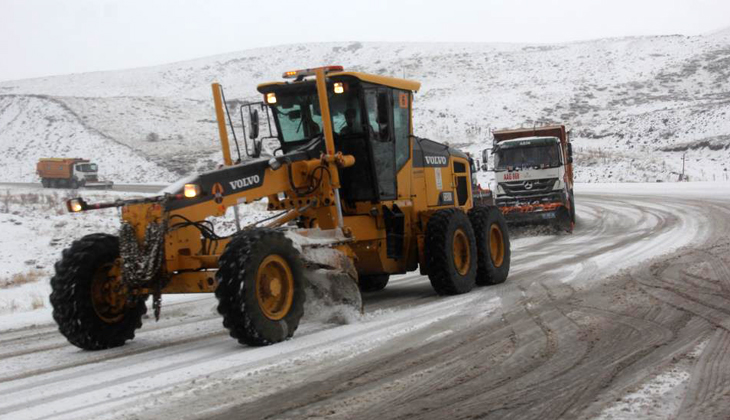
119,68,474,296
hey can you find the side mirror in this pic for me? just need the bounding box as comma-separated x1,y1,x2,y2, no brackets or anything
567,143,573,157
249,110,260,140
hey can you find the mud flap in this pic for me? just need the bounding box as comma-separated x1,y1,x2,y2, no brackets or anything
555,206,574,233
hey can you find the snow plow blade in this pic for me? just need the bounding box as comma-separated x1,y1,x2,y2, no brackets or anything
84,181,114,190
285,229,363,313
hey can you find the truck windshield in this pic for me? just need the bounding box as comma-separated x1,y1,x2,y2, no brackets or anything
494,143,561,171
76,163,98,172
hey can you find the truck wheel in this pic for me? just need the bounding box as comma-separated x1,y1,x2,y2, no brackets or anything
50,234,147,350
468,207,511,285
49,179,57,188
425,208,477,295
41,179,49,188
555,203,574,233
359,274,389,292
215,228,306,346
70,179,79,189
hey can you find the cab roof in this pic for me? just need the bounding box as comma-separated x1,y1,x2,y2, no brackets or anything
257,71,421,93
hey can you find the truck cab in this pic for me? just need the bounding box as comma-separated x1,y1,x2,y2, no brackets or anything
490,125,575,231
72,162,100,184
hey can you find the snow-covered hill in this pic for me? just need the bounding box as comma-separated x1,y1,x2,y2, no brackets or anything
1,28,729,183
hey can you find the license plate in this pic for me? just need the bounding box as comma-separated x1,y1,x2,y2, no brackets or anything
541,213,556,219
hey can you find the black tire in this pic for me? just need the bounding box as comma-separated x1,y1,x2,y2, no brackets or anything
49,179,57,188
70,178,79,189
425,208,477,295
50,234,147,350
359,274,389,292
555,202,574,233
215,228,306,346
468,206,511,285
41,178,49,188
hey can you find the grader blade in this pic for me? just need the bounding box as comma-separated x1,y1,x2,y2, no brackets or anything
285,229,363,313
303,268,363,319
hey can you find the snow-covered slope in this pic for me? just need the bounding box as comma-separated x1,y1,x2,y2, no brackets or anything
1,28,729,183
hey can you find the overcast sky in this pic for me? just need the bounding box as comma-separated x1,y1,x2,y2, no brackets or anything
1,0,729,82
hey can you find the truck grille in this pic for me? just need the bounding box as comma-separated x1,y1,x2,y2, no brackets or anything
500,178,557,197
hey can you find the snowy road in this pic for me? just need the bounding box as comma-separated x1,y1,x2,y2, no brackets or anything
1,183,729,420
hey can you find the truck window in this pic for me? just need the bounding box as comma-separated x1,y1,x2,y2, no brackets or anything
495,143,562,171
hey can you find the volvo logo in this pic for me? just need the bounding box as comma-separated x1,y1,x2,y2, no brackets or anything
229,175,261,190
424,155,447,165
524,181,534,190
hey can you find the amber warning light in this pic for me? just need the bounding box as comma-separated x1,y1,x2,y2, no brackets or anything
282,65,344,79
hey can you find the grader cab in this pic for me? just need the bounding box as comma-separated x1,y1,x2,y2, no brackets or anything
51,66,511,350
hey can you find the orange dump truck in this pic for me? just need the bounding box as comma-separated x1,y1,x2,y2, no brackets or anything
491,125,575,231
36,158,113,189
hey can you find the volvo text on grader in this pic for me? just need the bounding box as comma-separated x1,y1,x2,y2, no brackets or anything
51,66,511,349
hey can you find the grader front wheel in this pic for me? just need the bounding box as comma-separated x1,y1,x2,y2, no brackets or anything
215,228,306,346
50,234,147,350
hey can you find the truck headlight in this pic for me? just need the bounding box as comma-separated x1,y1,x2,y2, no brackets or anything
553,179,563,190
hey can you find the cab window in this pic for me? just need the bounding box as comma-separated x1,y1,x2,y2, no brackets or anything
364,88,396,200
392,90,410,171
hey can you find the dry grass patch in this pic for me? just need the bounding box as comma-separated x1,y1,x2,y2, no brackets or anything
0,270,44,289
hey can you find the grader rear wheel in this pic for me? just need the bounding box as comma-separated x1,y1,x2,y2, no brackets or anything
468,206,511,285
215,228,306,346
358,274,390,292
425,208,477,295
50,234,147,350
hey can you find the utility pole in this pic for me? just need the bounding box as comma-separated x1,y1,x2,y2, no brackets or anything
681,153,686,181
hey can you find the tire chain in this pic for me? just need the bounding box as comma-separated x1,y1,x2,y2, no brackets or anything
119,220,167,319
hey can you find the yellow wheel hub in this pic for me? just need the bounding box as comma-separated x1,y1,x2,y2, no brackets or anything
91,259,128,324
490,224,505,268
452,228,471,276
256,255,294,321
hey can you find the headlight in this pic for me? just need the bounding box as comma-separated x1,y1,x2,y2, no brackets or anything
184,184,201,198
553,179,563,190
66,198,87,213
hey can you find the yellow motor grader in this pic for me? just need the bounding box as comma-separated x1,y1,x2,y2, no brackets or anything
51,66,511,350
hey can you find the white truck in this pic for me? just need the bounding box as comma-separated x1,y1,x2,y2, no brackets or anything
489,125,575,232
